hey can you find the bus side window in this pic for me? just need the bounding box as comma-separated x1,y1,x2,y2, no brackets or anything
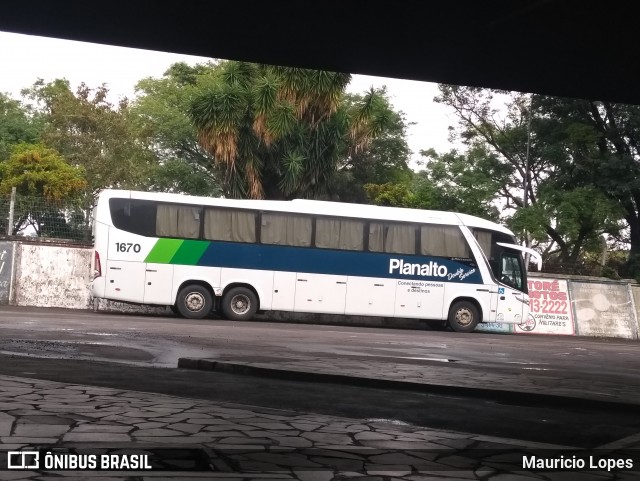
203,208,256,243
109,198,156,237
261,213,312,247
156,205,200,239
473,230,492,259
421,225,469,258
368,222,415,255
316,218,364,251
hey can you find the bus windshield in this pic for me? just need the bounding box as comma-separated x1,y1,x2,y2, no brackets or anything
473,228,528,294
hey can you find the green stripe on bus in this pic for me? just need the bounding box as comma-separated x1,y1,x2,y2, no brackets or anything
171,239,210,265
145,238,184,263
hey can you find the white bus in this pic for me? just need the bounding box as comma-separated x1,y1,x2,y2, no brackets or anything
91,189,541,332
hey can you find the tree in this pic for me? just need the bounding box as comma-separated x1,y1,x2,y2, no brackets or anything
131,62,223,196
189,61,395,199
0,93,42,161
415,147,503,220
363,181,417,208
0,143,87,237
21,79,157,200
329,90,413,203
430,85,623,271
145,158,223,197
534,97,640,276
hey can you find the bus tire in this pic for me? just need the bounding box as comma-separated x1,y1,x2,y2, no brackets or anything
170,305,180,316
448,301,480,333
222,287,258,321
176,284,213,319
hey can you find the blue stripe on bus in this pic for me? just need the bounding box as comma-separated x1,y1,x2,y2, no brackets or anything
197,242,483,283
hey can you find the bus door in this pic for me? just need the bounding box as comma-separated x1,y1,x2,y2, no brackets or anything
491,252,525,323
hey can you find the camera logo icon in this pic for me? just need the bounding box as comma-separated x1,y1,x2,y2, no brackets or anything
8,451,40,469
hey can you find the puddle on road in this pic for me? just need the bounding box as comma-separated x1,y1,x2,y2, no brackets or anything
0,338,218,369
0,339,153,362
366,418,410,426
397,356,454,362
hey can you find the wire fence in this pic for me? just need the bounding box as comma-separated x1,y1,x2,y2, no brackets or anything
0,189,93,243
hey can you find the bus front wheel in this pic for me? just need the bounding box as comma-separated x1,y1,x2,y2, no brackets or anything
222,287,258,321
448,301,480,333
176,284,213,319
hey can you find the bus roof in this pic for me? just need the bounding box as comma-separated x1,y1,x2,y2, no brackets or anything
98,189,514,236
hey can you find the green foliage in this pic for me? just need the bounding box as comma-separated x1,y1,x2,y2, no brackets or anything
363,166,500,221
364,144,502,220
0,93,42,161
189,61,396,199
429,85,626,271
415,147,502,220
506,203,549,243
0,143,86,200
131,62,224,196
0,143,88,238
21,79,156,199
330,90,412,203
146,158,222,197
363,182,416,207
534,97,640,275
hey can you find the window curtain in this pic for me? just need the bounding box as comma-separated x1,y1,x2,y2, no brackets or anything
156,205,200,238
261,214,311,246
422,225,469,257
204,209,255,243
474,230,493,259
369,222,414,254
316,218,363,251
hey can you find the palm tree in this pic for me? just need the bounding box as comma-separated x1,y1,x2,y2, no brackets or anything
190,61,394,199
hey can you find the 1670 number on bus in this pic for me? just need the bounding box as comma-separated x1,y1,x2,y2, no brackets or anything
115,242,141,253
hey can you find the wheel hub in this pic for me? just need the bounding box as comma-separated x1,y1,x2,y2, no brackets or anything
455,308,473,326
185,292,205,312
231,295,250,315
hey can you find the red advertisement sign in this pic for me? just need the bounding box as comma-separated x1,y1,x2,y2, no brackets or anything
516,278,575,335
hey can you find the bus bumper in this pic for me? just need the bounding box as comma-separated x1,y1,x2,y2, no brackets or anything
91,277,106,298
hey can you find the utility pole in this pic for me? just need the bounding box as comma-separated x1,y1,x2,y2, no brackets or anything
6,187,16,236
523,95,533,270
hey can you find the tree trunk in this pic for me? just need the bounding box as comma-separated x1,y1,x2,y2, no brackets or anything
627,214,640,277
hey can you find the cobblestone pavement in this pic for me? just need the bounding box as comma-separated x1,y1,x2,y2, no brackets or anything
1,375,639,480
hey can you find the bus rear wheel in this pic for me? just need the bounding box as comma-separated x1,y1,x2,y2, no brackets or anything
176,284,213,319
448,301,480,333
222,287,258,321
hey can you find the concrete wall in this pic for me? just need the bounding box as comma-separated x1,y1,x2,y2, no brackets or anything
3,240,640,339
570,281,638,339
14,243,92,309
11,241,168,315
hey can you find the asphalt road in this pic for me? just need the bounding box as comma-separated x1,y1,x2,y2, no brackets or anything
0,306,638,372
0,306,639,449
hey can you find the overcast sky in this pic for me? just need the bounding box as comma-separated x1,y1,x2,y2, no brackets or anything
0,30,460,166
